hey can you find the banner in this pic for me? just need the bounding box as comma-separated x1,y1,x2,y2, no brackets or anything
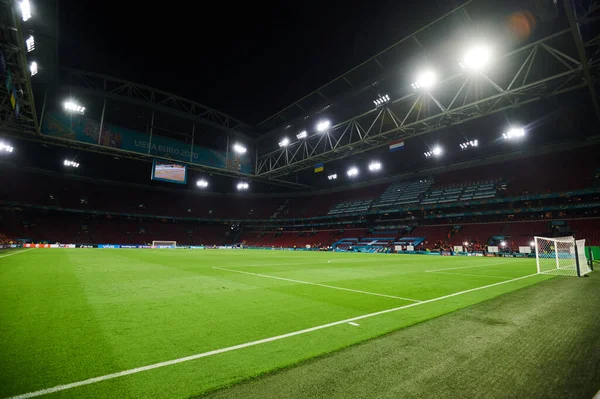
41,112,252,173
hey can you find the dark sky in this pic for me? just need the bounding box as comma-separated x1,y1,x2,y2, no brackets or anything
57,0,456,124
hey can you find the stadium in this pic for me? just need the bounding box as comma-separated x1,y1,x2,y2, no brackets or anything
1,0,599,398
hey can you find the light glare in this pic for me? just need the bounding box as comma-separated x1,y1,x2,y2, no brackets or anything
236,182,249,190
64,100,86,114
233,143,247,154
278,137,290,147
0,142,14,153
20,0,31,21
29,61,38,76
347,167,359,177
503,127,525,140
316,120,331,132
328,174,337,180
296,131,307,139
461,45,492,71
412,70,436,90
368,161,382,172
196,179,209,188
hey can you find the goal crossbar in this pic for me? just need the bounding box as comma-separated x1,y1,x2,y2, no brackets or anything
152,241,177,248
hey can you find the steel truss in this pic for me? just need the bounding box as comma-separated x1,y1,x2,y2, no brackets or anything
59,68,252,134
256,28,600,178
0,0,39,135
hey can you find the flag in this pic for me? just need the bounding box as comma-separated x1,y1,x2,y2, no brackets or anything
389,139,404,152
314,163,324,173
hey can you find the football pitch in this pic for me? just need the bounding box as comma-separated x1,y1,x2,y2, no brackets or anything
0,248,592,398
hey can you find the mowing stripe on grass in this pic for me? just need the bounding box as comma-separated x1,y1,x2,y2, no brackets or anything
425,261,510,273
6,272,540,399
0,249,34,259
428,271,514,279
213,266,422,302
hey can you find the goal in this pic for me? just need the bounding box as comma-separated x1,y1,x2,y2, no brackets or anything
534,236,592,276
152,240,177,248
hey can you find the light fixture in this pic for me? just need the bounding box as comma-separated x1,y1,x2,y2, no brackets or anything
233,143,247,154
424,146,443,158
368,161,382,172
459,140,478,149
373,94,390,107
0,142,14,153
63,160,80,168
463,241,469,246
460,45,492,71
29,61,38,76
196,179,208,188
411,70,436,90
20,0,31,21
328,174,337,180
503,127,525,140
26,35,35,52
500,241,507,247
296,131,307,139
278,137,290,148
530,241,535,247
64,100,85,114
347,167,359,177
316,120,331,132
236,182,249,190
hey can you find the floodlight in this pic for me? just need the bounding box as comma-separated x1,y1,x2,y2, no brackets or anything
296,131,307,139
500,241,507,247
26,35,35,52
373,94,390,107
346,167,359,177
328,174,337,180
64,100,85,114
236,182,249,190
411,70,436,90
29,61,38,76
368,161,382,172
459,139,478,149
460,45,492,71
196,179,208,188
530,241,535,247
278,137,290,147
233,143,247,154
0,142,14,153
63,160,79,168
503,127,525,140
424,145,443,158
20,0,31,21
316,120,331,132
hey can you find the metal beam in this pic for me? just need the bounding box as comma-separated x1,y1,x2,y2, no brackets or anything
59,68,253,135
256,29,598,178
563,0,600,119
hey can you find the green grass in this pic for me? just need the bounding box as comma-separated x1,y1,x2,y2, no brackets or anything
0,249,559,398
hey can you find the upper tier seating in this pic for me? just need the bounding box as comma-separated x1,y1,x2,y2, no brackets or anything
327,199,372,215
374,179,434,209
422,180,499,205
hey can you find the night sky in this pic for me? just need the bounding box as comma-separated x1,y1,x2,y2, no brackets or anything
57,0,456,124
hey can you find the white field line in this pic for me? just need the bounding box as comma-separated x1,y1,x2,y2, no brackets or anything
6,272,540,399
213,267,422,302
428,271,515,279
348,322,360,326
0,249,34,259
425,261,511,273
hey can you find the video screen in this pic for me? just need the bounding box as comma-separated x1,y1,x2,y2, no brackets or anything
151,159,187,184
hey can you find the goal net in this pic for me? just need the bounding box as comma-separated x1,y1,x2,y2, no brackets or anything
534,236,592,276
152,241,177,248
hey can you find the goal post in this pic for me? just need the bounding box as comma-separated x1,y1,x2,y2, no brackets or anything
534,236,592,277
152,240,177,248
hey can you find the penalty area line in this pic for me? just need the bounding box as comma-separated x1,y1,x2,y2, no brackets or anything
6,273,540,399
213,266,422,302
